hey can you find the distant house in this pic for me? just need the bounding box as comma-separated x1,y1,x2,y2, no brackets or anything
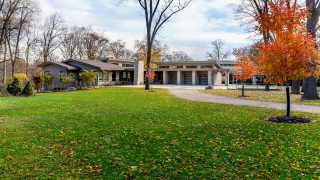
38,58,144,89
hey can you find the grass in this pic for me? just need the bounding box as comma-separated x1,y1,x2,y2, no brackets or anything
201,87,320,106
0,87,320,179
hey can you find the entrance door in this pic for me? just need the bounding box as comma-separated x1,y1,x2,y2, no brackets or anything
170,74,177,84
184,74,192,85
199,74,208,85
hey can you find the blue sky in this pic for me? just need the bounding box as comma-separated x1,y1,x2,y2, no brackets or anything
39,0,252,60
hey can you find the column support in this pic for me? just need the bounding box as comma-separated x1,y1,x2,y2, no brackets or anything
192,71,196,85
163,71,168,84
177,71,181,85
208,71,212,86
225,71,229,86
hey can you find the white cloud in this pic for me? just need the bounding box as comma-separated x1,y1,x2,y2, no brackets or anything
39,0,252,60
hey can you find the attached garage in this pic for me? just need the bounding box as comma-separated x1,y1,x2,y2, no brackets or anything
184,74,192,85
169,74,177,84
199,74,208,85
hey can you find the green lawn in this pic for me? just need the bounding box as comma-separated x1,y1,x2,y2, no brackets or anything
201,87,320,106
1,87,320,179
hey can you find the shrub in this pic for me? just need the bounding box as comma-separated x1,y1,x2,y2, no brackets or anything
32,76,41,92
60,73,74,88
6,78,22,96
79,70,97,87
43,72,55,90
21,81,34,96
14,73,28,82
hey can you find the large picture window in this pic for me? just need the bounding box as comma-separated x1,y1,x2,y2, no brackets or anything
112,72,116,81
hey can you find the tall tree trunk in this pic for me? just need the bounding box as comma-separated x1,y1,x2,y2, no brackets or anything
242,81,245,97
144,18,151,90
6,36,15,77
291,80,300,94
264,82,270,91
302,76,319,100
25,46,29,75
3,39,7,84
286,82,290,117
304,0,320,99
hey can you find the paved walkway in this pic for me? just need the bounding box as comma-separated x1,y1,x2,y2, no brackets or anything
125,85,319,114
169,89,320,114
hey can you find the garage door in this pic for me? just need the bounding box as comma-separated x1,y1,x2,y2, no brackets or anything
199,74,208,85
184,74,192,85
170,74,177,84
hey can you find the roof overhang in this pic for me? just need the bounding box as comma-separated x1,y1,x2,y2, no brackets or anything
153,60,222,69
38,62,80,70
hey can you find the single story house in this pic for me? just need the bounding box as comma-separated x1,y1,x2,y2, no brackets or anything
38,58,232,89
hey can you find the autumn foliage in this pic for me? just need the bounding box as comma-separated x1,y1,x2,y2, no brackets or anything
145,70,156,81
232,48,257,82
253,0,319,84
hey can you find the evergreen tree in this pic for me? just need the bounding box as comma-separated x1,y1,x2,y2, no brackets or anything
7,78,22,96
21,81,34,96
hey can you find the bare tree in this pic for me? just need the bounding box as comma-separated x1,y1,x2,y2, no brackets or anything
207,39,231,60
24,21,39,75
83,31,109,60
164,51,192,61
74,26,90,59
0,0,24,83
121,0,192,90
40,12,66,62
60,26,78,59
123,49,134,59
7,0,39,76
108,39,129,59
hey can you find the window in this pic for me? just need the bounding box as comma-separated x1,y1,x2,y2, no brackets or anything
172,66,183,69
159,66,170,69
201,65,212,68
126,64,134,67
104,73,109,81
112,72,116,81
120,72,127,81
186,65,197,69
99,72,103,82
127,72,131,81
122,64,134,67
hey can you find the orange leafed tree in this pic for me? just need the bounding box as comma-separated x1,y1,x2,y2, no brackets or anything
253,0,320,117
145,69,156,81
145,69,156,91
232,48,257,96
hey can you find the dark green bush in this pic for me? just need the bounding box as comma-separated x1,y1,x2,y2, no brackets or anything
21,81,34,96
7,78,22,96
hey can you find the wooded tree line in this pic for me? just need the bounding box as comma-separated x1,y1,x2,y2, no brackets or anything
0,0,192,84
